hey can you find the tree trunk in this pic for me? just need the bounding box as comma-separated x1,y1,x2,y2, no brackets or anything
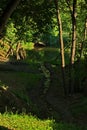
0,0,20,35
69,0,77,94
84,16,87,40
54,0,67,95
79,0,87,60
71,1,77,65
79,17,87,60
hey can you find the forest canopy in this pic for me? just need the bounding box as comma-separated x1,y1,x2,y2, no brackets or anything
0,0,87,46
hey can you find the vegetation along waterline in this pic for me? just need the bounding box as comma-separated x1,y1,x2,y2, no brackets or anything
0,0,87,129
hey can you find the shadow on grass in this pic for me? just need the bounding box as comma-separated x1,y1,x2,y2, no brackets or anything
0,126,10,130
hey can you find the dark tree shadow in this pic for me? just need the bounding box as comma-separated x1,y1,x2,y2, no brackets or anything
0,126,10,130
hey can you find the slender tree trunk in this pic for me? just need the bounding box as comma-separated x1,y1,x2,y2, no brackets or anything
0,0,20,35
85,0,87,4
54,0,67,95
79,17,87,60
69,0,77,94
84,17,87,40
79,0,87,59
71,0,77,65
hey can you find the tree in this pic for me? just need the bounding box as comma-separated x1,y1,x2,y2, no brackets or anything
71,0,77,65
65,0,77,94
66,0,77,65
54,0,67,95
79,16,87,60
78,0,87,62
0,0,20,35
70,0,77,94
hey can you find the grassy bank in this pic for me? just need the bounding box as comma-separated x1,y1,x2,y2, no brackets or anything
0,113,86,130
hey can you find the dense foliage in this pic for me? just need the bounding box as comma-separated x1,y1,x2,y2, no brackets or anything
0,0,86,48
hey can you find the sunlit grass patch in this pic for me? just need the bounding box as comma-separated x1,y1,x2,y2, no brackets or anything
0,113,54,130
0,113,86,130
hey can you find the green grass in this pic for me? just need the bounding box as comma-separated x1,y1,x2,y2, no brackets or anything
0,113,86,130
25,47,61,64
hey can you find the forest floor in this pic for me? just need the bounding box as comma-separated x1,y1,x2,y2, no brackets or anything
0,60,87,128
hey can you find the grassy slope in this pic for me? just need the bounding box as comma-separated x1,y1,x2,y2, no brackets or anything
0,47,87,130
